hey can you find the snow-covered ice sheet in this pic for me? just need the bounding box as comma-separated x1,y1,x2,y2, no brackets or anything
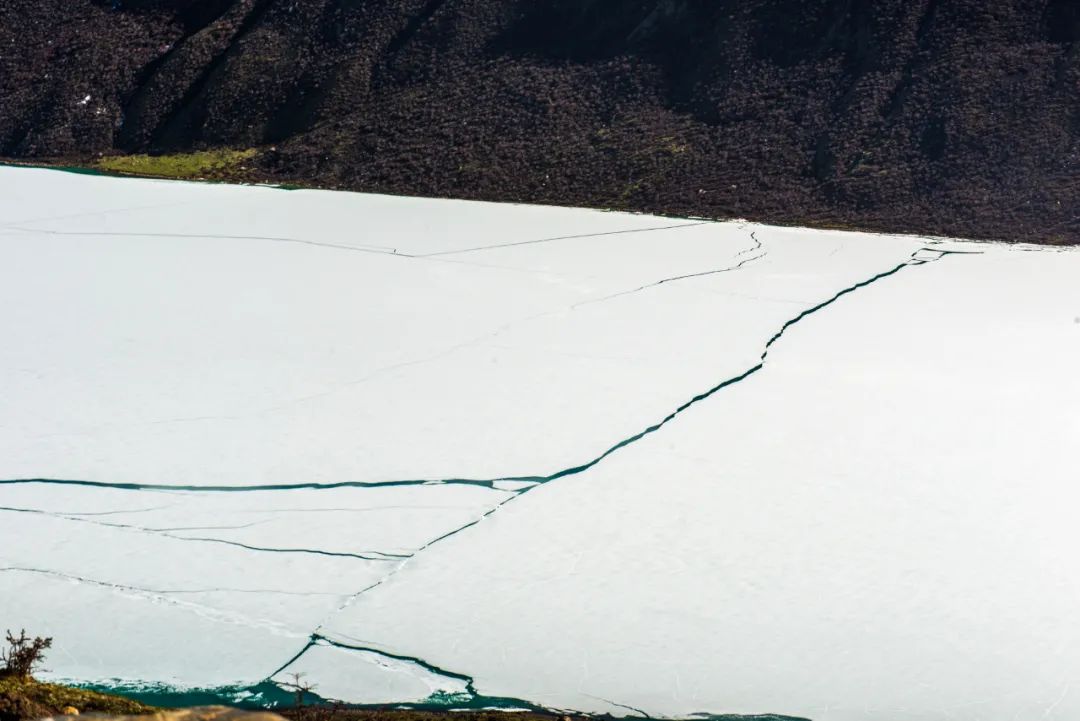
318,246,1080,720
0,167,703,257
0,569,305,686
268,640,470,706
0,482,513,557
2,166,1079,719
1,167,925,486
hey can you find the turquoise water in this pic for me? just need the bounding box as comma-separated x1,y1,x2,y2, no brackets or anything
75,680,808,720
75,680,544,713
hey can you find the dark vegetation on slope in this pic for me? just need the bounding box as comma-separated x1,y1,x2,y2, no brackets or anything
1,0,1078,243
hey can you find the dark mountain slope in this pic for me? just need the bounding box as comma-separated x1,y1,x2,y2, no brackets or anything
1,0,1077,242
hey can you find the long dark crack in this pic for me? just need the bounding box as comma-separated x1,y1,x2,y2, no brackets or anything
269,634,808,719
3,245,964,719
302,246,957,628
507,248,960,486
267,633,550,712
0,477,503,492
584,695,651,718
156,535,401,561
253,245,964,710
269,635,472,689
2,247,957,500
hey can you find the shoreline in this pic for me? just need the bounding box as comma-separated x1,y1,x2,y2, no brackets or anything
0,155,1054,250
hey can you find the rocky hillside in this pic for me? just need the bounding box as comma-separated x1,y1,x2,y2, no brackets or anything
1,0,1077,242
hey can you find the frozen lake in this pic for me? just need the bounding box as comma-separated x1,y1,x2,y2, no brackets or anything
1,166,1079,721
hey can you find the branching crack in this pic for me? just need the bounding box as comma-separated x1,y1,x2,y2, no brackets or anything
0,566,341,597
268,634,551,712
572,229,766,309
263,244,961,704
418,221,709,257
0,566,330,637
583,694,653,718
2,242,967,718
8,225,753,439
0,505,403,561
268,634,799,718
3,245,958,513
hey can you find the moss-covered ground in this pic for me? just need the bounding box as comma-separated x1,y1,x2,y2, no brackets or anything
94,149,258,181
0,675,154,721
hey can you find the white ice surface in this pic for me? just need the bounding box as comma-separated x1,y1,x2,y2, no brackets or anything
2,166,1079,719
319,246,1080,720
0,570,306,686
0,482,513,556
0,167,919,485
269,641,470,705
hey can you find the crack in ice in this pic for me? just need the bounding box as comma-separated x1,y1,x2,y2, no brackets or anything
258,245,962,710
0,566,325,637
0,566,341,597
267,634,551,712
2,242,967,718
583,694,652,718
418,221,710,257
10,226,760,439
0,505,403,561
572,229,766,309
269,635,810,719
1,228,401,255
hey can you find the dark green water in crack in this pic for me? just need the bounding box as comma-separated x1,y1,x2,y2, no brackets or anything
17,231,961,721
76,681,807,720
76,681,302,709
72,637,810,720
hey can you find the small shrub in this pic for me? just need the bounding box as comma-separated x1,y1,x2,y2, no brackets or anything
279,672,317,707
0,630,52,679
